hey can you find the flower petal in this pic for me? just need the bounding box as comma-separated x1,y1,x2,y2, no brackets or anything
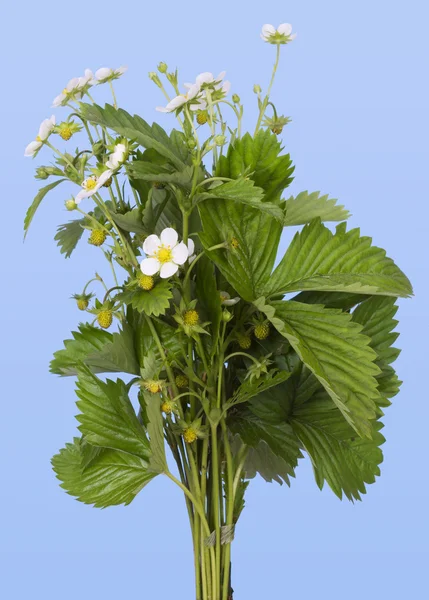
140,257,161,275
277,23,292,36
187,238,195,256
95,67,112,81
262,24,276,37
196,72,214,86
160,227,178,248
172,242,189,265
143,234,161,256
52,93,65,107
166,95,187,111
24,140,41,157
160,262,179,278
97,170,113,187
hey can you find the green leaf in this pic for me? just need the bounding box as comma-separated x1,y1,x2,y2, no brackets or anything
143,187,183,236
352,296,400,364
117,281,173,317
376,363,401,406
52,438,154,508
290,393,384,501
55,218,85,258
243,441,297,485
199,200,282,301
255,298,381,437
144,392,168,473
284,191,350,226
229,371,293,406
86,323,141,375
266,220,413,298
228,409,302,484
112,208,147,235
24,179,66,238
195,179,284,222
50,324,113,376
134,313,186,367
216,129,294,202
128,161,196,190
195,255,222,352
292,290,369,311
79,103,188,170
76,365,150,458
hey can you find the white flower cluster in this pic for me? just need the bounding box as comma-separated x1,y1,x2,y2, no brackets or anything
141,228,194,278
53,66,127,107
156,71,230,114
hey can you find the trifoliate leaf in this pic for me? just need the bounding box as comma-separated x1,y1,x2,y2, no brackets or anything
75,365,151,458
52,438,154,508
284,191,350,226
55,218,85,258
352,296,400,364
117,280,173,317
111,208,147,235
24,178,66,238
128,161,197,190
216,129,294,202
290,392,385,501
266,219,413,298
255,298,381,437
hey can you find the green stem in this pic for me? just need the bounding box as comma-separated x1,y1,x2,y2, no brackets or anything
210,424,221,596
254,43,281,135
221,418,235,600
109,81,118,109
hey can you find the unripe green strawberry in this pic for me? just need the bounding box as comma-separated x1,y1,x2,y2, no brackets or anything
175,374,189,389
97,310,113,329
237,333,251,349
88,229,107,246
77,298,89,311
254,323,270,340
137,273,154,290
196,110,208,125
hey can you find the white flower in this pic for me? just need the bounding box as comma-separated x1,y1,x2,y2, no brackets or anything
156,83,204,113
78,68,96,90
106,143,127,170
261,23,297,44
52,77,81,107
219,291,240,306
75,170,112,204
95,66,127,84
186,71,230,102
24,115,56,157
140,228,189,278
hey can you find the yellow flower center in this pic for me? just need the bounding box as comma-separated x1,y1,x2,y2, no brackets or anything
35,136,42,142
60,126,72,141
231,237,240,249
183,310,199,326
161,401,172,414
145,380,162,394
184,428,198,444
62,88,68,95
85,178,97,191
138,274,155,291
156,246,173,264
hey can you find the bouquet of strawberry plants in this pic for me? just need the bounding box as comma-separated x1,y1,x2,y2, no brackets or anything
24,22,412,600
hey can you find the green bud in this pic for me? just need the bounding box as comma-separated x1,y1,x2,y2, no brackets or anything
65,199,77,211
166,71,178,86
253,84,262,94
214,135,227,147
92,141,104,155
149,72,162,88
222,309,233,323
232,94,241,104
187,138,197,150
35,166,49,180
157,62,168,74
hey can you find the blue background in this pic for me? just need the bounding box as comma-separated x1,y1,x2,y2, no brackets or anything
2,0,428,598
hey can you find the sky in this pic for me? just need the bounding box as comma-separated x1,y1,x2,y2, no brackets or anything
1,0,428,598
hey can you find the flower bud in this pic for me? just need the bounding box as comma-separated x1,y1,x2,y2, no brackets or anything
222,309,233,322
65,199,77,211
232,94,241,104
35,166,50,180
214,135,227,147
253,84,262,94
187,138,197,150
157,62,168,74
149,72,162,88
92,141,104,155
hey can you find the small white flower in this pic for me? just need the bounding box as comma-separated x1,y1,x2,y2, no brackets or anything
156,83,204,113
24,115,56,157
186,71,230,102
106,142,127,170
261,23,297,44
52,77,82,107
78,68,96,90
75,170,112,204
140,228,189,279
95,66,127,84
219,291,240,306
